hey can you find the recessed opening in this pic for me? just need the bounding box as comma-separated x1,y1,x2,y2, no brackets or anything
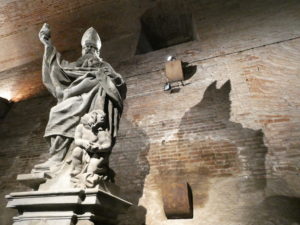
136,1,195,55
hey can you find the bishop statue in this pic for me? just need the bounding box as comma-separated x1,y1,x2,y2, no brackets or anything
35,24,126,177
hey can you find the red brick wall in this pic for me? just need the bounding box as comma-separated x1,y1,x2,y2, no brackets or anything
1,40,300,225
113,39,300,224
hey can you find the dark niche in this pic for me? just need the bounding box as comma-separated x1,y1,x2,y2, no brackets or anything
136,0,195,55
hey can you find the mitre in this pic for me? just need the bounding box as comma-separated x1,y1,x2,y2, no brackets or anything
81,27,101,50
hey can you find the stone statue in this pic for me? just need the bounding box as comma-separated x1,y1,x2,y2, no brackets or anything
6,24,132,225
35,23,126,173
71,110,115,188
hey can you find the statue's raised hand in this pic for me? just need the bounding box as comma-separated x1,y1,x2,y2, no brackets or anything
39,23,51,46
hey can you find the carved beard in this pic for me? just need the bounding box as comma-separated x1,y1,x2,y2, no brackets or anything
76,54,101,68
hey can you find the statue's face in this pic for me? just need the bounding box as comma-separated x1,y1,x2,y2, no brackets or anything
82,44,99,56
87,111,106,127
97,112,106,124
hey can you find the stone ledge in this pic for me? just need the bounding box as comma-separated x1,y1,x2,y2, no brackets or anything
17,172,50,190
6,189,132,225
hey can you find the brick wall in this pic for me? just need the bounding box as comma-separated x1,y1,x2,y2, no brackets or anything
1,0,300,225
113,38,300,225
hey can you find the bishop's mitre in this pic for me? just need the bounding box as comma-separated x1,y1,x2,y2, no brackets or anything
81,27,101,50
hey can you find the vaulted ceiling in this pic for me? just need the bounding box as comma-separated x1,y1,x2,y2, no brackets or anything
0,0,149,72
0,0,194,101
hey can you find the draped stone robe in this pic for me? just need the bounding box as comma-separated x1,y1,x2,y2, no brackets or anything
42,46,126,146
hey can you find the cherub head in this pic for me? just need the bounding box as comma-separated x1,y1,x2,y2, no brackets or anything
81,110,106,128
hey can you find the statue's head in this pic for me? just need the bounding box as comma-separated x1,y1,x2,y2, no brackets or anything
82,110,106,127
81,27,101,56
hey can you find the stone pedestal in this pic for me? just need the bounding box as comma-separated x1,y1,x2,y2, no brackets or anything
6,188,132,225
8,154,130,225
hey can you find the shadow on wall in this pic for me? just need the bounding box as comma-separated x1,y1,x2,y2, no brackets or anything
110,112,150,225
246,195,300,225
159,80,268,210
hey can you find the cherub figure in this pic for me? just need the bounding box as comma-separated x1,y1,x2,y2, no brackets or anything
71,110,114,187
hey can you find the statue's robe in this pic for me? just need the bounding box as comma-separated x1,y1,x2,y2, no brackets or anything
42,46,126,145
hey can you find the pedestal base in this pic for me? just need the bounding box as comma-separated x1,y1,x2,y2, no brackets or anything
6,189,132,225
